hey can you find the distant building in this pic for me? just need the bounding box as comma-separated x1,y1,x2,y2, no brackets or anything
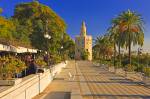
75,21,92,60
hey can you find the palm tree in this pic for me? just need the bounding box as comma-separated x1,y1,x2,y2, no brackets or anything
95,36,104,61
95,35,113,63
108,25,118,68
117,10,144,65
108,18,120,67
108,18,123,69
93,43,100,60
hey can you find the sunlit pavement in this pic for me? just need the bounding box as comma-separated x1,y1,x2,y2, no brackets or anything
33,61,150,99
77,61,150,99
33,61,82,99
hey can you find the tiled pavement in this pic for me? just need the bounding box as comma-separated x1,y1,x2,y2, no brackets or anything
77,61,150,99
33,61,82,99
33,61,150,99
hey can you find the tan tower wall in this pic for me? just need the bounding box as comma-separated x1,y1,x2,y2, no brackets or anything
75,21,92,61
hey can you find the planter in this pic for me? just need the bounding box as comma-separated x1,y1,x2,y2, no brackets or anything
0,78,22,86
143,76,150,86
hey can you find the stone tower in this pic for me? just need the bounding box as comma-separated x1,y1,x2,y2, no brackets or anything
75,21,92,60
80,21,86,36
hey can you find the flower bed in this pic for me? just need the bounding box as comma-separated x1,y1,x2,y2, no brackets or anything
0,56,26,85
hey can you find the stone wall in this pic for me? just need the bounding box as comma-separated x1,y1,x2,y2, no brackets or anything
0,61,67,99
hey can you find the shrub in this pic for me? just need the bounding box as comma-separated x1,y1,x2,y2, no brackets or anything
50,54,62,64
143,67,150,77
0,56,26,80
81,49,89,60
125,64,135,72
36,59,47,67
134,64,144,72
115,61,122,68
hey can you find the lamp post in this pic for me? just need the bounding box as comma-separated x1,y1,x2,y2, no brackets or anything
44,34,51,66
44,20,51,66
61,46,64,63
138,47,142,72
61,33,64,63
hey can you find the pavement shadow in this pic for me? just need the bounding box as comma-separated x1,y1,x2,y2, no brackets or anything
83,94,150,99
53,78,65,80
63,68,72,69
44,91,71,99
69,80,142,85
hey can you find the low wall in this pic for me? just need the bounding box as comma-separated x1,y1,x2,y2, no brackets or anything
51,61,67,77
0,61,67,99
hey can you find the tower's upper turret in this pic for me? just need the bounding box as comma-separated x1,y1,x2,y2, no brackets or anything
80,21,87,36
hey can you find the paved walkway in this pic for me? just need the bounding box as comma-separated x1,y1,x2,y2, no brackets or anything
33,61,150,99
77,61,150,99
33,61,82,99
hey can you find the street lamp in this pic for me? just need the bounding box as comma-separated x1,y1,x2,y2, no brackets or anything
60,46,65,63
44,34,51,39
44,20,51,66
138,47,142,72
44,34,51,66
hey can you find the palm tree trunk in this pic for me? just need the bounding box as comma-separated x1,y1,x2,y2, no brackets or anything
99,48,101,64
125,37,131,77
118,43,121,67
114,42,116,72
129,34,131,65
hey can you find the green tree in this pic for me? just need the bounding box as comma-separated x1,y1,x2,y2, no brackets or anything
94,35,113,61
13,1,66,50
81,49,89,60
61,33,75,59
0,16,15,45
108,18,124,68
11,19,31,47
12,1,74,62
117,10,144,65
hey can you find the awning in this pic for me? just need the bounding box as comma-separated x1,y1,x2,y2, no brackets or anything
0,44,38,53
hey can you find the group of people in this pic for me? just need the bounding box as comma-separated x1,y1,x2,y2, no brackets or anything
19,54,37,77
24,55,37,75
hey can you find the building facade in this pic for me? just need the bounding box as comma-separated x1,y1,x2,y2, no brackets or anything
75,21,92,60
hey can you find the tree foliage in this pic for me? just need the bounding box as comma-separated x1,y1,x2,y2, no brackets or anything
81,49,89,60
93,35,113,60
114,10,144,65
12,1,67,50
0,16,15,45
0,2,75,61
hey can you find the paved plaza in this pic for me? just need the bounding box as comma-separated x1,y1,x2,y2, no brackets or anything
34,61,150,99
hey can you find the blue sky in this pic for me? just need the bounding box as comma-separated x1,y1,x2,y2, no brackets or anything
0,0,150,49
